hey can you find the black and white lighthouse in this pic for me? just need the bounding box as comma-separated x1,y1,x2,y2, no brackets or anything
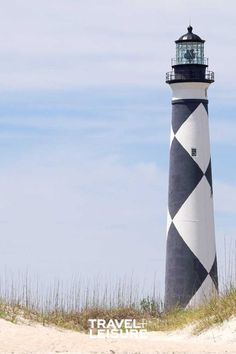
165,26,218,309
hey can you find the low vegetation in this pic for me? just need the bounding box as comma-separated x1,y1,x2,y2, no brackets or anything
0,276,236,334
148,286,236,333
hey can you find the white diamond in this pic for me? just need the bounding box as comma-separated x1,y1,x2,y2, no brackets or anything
173,177,216,272
166,209,172,236
170,126,175,146
175,103,210,172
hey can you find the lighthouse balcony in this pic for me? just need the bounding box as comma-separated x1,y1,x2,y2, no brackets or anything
166,70,214,83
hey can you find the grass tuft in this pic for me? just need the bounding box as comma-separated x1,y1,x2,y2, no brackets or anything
193,286,236,333
147,287,236,334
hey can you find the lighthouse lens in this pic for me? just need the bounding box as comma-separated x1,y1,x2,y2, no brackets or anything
176,42,204,65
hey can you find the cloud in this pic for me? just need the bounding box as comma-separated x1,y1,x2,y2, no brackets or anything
0,88,170,162
0,0,235,90
211,120,236,146
215,180,236,215
0,152,167,286
0,86,169,288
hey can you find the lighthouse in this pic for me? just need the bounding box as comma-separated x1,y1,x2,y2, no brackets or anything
165,26,218,309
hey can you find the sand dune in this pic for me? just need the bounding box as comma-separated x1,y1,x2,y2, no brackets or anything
0,317,236,353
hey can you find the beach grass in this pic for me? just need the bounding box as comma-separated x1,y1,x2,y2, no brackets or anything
0,239,235,334
147,286,236,333
0,274,235,334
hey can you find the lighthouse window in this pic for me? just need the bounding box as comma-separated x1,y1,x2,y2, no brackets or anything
191,148,197,157
176,42,204,65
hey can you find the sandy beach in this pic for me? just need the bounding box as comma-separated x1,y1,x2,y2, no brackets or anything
0,317,236,354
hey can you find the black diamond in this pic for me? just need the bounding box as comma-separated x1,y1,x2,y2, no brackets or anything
165,223,208,309
209,256,218,290
205,159,213,195
168,138,204,219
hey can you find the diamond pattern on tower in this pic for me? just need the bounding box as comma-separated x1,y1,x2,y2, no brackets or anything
205,159,213,195
172,101,201,134
168,137,204,219
167,210,172,234
166,99,218,309
165,222,208,309
173,176,216,273
175,103,210,172
170,126,175,146
172,100,208,133
209,256,218,290
186,275,217,308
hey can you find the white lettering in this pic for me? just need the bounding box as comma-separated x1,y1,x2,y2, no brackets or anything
97,329,106,337
132,319,141,328
88,319,97,329
124,319,132,328
97,319,106,328
107,319,116,328
114,319,124,329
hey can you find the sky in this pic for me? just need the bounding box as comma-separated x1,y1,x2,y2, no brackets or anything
0,0,235,298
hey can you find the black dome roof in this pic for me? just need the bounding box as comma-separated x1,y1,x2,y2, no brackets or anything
175,26,205,43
